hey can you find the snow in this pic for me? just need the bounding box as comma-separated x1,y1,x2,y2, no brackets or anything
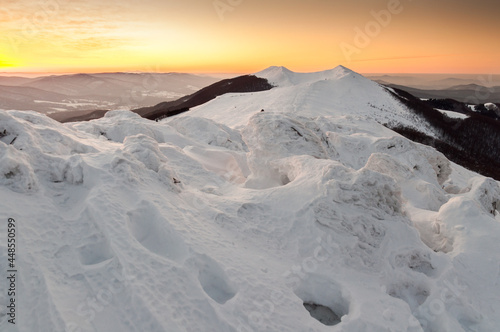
1,66,500,332
178,65,435,137
146,91,185,99
435,109,469,119
484,103,498,111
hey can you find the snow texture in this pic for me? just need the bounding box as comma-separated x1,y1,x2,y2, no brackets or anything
1,66,499,332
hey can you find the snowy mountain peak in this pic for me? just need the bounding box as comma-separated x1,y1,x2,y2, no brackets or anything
254,66,295,86
330,64,360,78
255,65,365,87
256,65,294,75
186,64,398,128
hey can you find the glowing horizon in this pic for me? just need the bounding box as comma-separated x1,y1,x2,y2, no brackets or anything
1,0,499,75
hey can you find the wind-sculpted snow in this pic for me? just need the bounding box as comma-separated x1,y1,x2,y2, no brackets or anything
1,66,500,332
0,145,38,193
242,112,338,188
169,116,248,152
461,177,500,216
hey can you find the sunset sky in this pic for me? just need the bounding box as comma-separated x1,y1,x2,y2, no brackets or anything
1,0,499,75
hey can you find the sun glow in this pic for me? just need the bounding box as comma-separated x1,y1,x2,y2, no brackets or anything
1,0,499,75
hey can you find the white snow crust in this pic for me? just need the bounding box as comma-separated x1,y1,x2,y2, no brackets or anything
435,109,469,120
1,66,499,332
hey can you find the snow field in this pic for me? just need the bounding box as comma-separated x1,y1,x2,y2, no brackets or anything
0,66,499,331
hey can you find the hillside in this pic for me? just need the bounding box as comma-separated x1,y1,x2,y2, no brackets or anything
0,73,220,116
133,75,274,120
0,66,499,332
382,83,500,104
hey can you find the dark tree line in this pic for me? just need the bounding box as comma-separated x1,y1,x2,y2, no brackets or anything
422,99,471,115
386,88,500,180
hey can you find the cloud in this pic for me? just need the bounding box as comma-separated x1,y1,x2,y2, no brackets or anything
69,37,126,51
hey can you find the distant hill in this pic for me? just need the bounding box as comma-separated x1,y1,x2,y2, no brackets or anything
367,74,500,90
382,83,500,104
0,76,33,86
0,85,69,112
134,75,274,120
0,72,220,114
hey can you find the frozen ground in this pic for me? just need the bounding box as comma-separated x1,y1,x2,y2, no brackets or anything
0,66,499,332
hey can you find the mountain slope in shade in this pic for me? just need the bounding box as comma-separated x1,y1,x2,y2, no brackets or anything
0,66,499,332
133,75,273,120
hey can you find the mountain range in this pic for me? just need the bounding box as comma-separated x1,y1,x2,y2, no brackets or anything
0,73,220,115
379,82,500,104
366,74,500,90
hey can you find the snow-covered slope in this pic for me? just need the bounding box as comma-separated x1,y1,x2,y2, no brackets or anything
1,66,499,332
177,66,433,135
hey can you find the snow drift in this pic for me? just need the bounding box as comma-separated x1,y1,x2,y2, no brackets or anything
0,66,499,332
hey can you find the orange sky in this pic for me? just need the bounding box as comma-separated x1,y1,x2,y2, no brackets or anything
1,0,499,74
